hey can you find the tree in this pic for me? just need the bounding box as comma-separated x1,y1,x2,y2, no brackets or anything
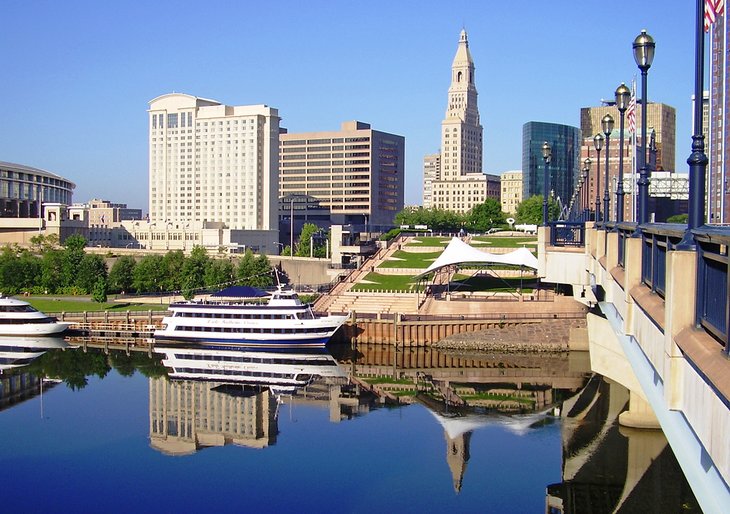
515,195,560,225
62,234,87,290
161,250,185,292
92,277,108,303
133,254,164,293
467,198,506,232
181,246,209,298
40,249,65,293
205,258,234,289
0,246,40,294
666,213,688,223
296,223,326,257
237,250,274,287
76,254,108,294
108,256,136,293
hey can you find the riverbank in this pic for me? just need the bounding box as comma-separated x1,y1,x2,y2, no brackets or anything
433,319,588,352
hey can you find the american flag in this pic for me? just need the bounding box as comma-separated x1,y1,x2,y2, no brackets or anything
627,78,637,136
706,0,725,32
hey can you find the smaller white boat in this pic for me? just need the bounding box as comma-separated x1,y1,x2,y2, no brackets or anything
0,296,72,336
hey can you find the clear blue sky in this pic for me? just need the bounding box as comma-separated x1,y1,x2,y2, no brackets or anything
0,0,698,209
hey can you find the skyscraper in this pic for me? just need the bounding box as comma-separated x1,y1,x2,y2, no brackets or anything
522,122,581,212
148,93,280,232
710,15,730,223
426,30,490,214
441,29,483,179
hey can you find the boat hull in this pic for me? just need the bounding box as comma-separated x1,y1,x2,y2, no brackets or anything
0,322,72,336
153,335,333,348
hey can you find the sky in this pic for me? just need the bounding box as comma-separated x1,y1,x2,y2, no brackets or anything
0,0,700,210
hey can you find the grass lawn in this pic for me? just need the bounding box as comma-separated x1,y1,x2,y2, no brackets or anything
407,236,452,247
470,236,537,248
378,250,442,269
25,297,169,313
351,273,423,292
450,274,536,292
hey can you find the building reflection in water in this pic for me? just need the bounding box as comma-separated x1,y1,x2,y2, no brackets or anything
546,375,700,513
149,342,355,455
0,336,68,412
340,344,591,494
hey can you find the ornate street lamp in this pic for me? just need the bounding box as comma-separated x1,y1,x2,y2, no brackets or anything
633,29,655,227
582,158,591,221
615,83,630,224
678,0,709,249
593,134,604,221
602,114,614,224
542,141,552,226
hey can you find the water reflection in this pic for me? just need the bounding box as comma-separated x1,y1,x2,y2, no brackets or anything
0,339,702,510
0,336,68,412
150,343,352,455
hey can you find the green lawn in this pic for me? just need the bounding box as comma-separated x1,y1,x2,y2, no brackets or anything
450,274,536,292
470,236,537,248
351,273,423,292
407,236,452,247
378,250,442,269
25,297,169,313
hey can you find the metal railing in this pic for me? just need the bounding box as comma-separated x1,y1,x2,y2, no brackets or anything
549,221,585,247
693,228,730,353
640,225,684,298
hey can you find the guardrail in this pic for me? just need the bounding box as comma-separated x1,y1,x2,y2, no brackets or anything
549,221,585,247
640,224,684,299
693,227,730,354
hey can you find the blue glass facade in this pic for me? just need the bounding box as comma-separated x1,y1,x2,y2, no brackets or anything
522,122,581,211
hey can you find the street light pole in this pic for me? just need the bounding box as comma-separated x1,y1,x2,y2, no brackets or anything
615,83,630,224
633,29,655,228
602,114,614,224
593,134,604,222
678,0,709,249
541,142,552,226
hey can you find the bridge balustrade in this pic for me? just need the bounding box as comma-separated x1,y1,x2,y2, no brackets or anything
549,221,585,247
615,223,636,268
693,228,730,354
640,225,684,299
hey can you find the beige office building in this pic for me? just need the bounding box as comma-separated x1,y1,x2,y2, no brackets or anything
148,93,280,232
500,171,523,215
426,30,489,214
279,121,404,227
422,153,441,208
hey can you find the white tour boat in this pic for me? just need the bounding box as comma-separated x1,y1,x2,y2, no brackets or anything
0,296,72,336
154,285,349,348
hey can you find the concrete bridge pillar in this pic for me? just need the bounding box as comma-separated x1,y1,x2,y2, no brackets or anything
619,390,660,429
622,236,644,337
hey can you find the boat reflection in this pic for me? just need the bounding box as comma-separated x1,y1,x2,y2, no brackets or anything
149,342,351,455
0,336,69,373
0,336,69,412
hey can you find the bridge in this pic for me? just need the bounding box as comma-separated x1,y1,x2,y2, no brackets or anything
539,221,730,513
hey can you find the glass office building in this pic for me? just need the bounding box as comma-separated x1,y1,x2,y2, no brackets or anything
522,122,581,212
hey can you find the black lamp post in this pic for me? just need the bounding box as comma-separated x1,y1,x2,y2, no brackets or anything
542,141,552,226
678,0,709,249
633,29,655,227
582,158,591,221
615,83,630,224
593,134,604,221
602,114,614,224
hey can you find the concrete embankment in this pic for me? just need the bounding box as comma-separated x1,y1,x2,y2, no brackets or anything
433,319,588,352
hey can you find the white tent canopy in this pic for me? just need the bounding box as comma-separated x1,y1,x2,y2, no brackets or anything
414,237,538,279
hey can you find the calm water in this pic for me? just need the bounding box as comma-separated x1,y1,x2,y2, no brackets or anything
0,341,700,513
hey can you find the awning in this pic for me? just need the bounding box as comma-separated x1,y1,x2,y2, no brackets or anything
414,237,538,279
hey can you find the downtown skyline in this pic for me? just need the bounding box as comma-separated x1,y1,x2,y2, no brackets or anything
0,1,698,208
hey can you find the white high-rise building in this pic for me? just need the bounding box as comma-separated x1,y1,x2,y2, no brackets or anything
148,93,280,232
